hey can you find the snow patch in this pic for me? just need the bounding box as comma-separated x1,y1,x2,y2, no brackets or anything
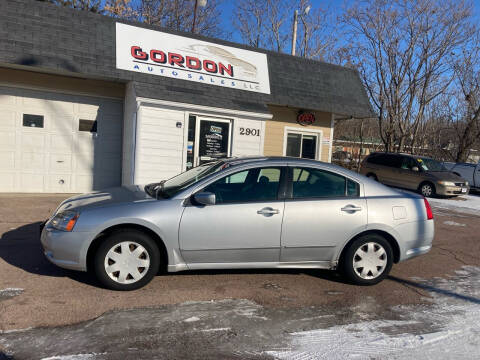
41,354,105,360
430,195,480,215
184,316,200,323
0,288,24,300
268,266,480,360
443,220,466,227
200,327,231,333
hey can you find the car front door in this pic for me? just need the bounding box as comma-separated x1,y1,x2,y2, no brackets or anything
179,166,285,266
394,156,423,190
280,167,367,263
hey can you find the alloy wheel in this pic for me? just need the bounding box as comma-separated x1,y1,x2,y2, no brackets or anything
104,241,150,284
421,184,433,197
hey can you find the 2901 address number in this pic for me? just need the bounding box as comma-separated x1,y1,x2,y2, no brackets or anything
239,127,260,136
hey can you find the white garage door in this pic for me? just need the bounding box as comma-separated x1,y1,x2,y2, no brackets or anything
0,86,123,193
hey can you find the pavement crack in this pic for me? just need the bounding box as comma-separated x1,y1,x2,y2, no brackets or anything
397,280,428,298
436,246,469,266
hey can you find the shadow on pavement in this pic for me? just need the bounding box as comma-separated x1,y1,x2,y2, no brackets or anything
0,351,13,360
388,275,480,304
0,221,98,287
169,267,352,284
0,222,352,287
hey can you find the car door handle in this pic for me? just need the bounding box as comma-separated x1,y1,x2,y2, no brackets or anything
257,207,280,216
341,205,363,212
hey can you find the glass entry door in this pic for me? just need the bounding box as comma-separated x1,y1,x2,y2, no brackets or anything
186,116,232,170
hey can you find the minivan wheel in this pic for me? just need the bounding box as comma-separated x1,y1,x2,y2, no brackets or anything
342,234,393,285
94,229,160,291
419,182,435,198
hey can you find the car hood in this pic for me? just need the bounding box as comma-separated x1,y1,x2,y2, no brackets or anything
54,185,154,214
426,171,464,182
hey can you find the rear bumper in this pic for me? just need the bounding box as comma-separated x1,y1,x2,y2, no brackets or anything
396,219,435,262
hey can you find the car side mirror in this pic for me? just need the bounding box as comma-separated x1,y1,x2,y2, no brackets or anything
193,192,216,206
412,166,419,172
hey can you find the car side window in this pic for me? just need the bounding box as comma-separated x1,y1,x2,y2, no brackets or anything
291,167,359,198
203,167,282,204
401,156,417,170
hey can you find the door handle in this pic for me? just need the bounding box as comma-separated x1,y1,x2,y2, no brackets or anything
257,207,280,216
341,205,363,213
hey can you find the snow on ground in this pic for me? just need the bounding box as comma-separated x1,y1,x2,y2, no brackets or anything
429,194,480,215
443,220,466,226
0,288,23,300
267,266,480,360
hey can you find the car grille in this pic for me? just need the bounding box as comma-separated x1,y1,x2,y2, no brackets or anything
454,182,464,187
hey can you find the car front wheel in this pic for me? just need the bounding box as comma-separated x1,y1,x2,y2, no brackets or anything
342,234,393,285
94,229,160,291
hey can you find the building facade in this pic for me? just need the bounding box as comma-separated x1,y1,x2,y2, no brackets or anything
0,0,373,193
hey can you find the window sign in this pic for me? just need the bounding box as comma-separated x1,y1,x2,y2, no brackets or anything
198,120,229,163
116,23,270,94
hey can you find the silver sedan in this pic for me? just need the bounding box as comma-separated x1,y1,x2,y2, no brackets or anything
41,157,434,290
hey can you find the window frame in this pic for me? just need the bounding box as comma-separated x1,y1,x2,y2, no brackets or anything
283,127,322,160
285,166,361,200
193,166,288,205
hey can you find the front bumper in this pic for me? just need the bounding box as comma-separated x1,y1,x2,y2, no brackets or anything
40,224,90,271
436,184,469,196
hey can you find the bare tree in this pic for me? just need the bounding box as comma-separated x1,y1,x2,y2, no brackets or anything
451,37,480,162
294,0,337,60
37,0,103,12
233,0,337,59
233,0,294,50
137,0,225,38
341,0,474,153
103,0,137,19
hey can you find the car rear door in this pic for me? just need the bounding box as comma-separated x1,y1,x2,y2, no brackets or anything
280,166,367,263
179,166,286,266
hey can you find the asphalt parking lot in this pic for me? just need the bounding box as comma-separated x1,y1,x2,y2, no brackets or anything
1,193,479,359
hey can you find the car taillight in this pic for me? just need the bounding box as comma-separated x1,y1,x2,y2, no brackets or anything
424,198,434,220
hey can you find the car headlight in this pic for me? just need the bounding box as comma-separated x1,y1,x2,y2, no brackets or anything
465,181,469,186
438,181,455,186
49,210,80,232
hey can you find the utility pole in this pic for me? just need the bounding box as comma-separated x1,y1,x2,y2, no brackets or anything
192,0,207,33
291,10,298,55
291,5,311,56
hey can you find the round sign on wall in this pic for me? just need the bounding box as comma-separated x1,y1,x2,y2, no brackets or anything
297,111,315,126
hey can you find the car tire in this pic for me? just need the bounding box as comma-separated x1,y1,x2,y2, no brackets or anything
342,234,393,285
93,229,160,291
366,173,378,181
419,182,435,198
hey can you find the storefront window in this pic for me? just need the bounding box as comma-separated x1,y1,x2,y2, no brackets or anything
286,132,318,159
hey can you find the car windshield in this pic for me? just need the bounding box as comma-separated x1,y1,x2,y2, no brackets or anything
416,157,446,172
145,161,228,199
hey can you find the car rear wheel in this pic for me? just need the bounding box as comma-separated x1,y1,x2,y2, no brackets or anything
94,229,160,291
342,234,393,285
419,182,435,198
